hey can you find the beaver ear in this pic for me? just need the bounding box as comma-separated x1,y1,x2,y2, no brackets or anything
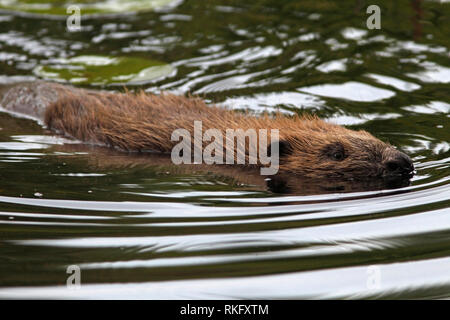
268,140,293,157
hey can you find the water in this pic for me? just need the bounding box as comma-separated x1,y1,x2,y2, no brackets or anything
0,0,449,299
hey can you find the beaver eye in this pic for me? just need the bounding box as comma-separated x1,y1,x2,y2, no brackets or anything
332,151,344,161
322,142,346,161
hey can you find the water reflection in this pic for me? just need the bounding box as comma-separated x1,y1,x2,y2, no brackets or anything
299,82,396,102
0,0,449,299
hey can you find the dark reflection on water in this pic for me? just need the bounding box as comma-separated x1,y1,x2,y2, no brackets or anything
0,0,449,299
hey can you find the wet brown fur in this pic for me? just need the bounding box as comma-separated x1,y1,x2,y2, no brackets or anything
0,81,408,180
41,84,402,180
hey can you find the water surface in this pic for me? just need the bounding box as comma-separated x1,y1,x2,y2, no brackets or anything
0,0,449,299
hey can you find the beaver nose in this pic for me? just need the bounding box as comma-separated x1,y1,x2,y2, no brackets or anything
384,152,414,177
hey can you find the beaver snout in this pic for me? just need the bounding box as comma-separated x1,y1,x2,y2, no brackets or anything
383,151,415,179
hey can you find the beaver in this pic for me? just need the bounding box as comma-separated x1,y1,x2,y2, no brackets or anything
0,81,415,185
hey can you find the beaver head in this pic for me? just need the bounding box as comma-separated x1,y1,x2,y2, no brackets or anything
272,117,414,181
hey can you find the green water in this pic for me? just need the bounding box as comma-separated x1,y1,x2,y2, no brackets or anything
0,0,449,299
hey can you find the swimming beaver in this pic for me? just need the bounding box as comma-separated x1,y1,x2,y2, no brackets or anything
0,81,414,183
